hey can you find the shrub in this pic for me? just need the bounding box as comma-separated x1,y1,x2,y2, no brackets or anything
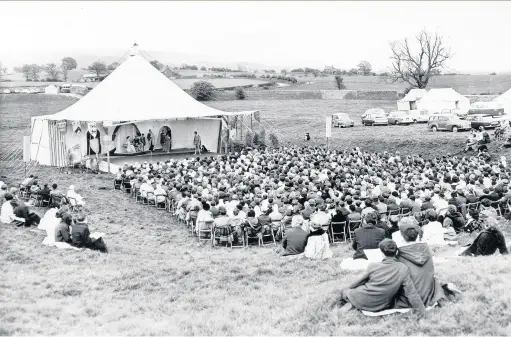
235,87,246,100
253,132,260,146
334,75,346,90
269,133,279,148
190,81,215,101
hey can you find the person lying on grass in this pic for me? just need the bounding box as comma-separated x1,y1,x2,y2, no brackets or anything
337,239,426,318
460,220,509,257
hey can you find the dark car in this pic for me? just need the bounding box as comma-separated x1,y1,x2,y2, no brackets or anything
465,114,500,129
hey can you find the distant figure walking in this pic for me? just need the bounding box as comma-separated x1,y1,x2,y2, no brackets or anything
305,132,311,141
193,131,202,155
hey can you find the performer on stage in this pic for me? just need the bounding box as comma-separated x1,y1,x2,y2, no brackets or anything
193,131,201,155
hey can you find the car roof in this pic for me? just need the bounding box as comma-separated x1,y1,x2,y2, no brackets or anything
433,113,459,117
467,114,491,117
333,113,349,117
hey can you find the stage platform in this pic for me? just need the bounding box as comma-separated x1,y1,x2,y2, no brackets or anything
101,149,218,173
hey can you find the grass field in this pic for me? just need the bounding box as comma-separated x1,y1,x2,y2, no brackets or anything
280,74,511,95
2,94,511,335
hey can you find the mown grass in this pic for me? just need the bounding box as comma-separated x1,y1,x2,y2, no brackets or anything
2,94,511,335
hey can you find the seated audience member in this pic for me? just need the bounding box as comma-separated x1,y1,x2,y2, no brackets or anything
460,224,508,257
196,203,214,237
479,198,499,219
311,204,331,230
387,215,400,238
337,239,426,317
348,204,362,223
12,199,41,227
228,207,245,243
67,185,85,207
55,213,73,243
21,175,35,190
464,210,487,233
71,214,108,253
0,193,25,225
304,221,333,260
243,209,263,240
50,183,67,205
154,184,167,207
443,205,466,233
352,212,386,259
421,211,447,245
394,223,460,308
269,206,283,222
114,168,123,189
30,181,41,195
39,203,62,243
213,206,232,244
279,220,309,256
39,184,51,202
0,184,7,207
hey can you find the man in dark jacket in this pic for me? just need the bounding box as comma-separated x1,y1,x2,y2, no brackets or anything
461,225,508,257
421,196,435,211
352,212,386,259
337,239,426,317
443,205,466,233
55,214,72,243
280,222,308,256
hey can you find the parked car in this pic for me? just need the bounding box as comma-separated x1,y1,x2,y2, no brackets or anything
407,109,430,123
332,113,355,128
361,108,388,126
387,111,413,125
465,114,500,129
428,113,471,132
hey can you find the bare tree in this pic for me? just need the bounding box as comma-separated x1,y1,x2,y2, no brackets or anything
45,63,60,81
389,29,451,89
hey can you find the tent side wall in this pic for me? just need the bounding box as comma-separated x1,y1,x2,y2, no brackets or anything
397,100,411,111
30,117,51,166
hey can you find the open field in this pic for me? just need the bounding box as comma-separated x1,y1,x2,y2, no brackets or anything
2,94,511,335
280,74,511,95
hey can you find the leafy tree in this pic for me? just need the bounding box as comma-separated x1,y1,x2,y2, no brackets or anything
190,65,198,70
291,68,304,73
0,61,6,80
29,64,42,81
190,81,215,101
15,64,31,80
87,61,107,81
357,61,372,76
61,57,77,81
389,29,451,89
200,66,207,71
280,69,288,76
45,63,60,81
107,62,120,71
235,87,246,100
150,60,164,71
348,68,358,75
334,75,346,90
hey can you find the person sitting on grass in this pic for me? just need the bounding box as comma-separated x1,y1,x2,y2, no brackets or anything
12,198,41,227
352,212,386,260
0,193,26,225
71,213,108,253
394,221,460,309
277,218,308,257
336,239,426,317
304,221,333,260
55,213,73,244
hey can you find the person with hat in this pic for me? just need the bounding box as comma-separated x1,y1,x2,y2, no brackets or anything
67,185,85,207
303,221,332,260
337,239,426,317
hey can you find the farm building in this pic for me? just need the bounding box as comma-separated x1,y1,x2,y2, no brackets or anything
29,55,255,172
44,85,60,95
416,88,470,115
397,88,427,111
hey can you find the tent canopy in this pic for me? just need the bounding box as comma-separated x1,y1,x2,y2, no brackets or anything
494,88,511,103
418,88,467,103
45,55,255,122
399,88,427,102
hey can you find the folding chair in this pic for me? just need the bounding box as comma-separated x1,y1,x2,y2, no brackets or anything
347,220,361,241
146,192,156,207
245,231,263,246
212,225,233,248
330,221,347,243
399,208,411,220
30,194,42,207
114,180,122,190
197,221,214,244
261,226,276,246
136,189,143,204
156,197,166,210
40,195,51,207
387,209,400,218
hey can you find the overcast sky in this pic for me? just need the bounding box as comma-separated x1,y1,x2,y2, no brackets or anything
1,1,510,73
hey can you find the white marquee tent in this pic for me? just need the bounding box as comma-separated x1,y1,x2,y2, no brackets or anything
416,88,470,115
493,88,511,113
30,54,256,169
397,88,427,111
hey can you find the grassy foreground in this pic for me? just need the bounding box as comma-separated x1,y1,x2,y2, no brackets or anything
1,167,511,336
